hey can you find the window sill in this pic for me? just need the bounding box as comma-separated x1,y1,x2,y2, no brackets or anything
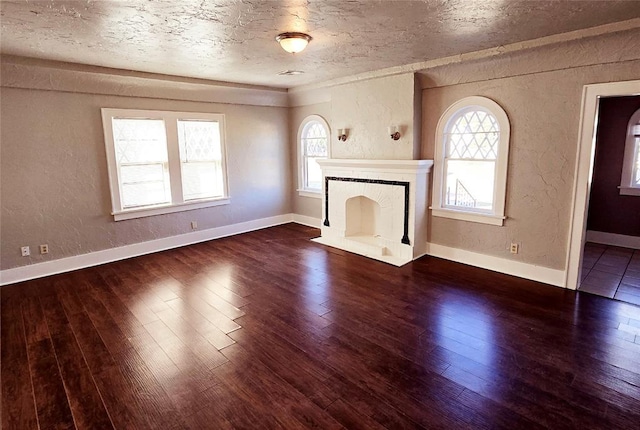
430,207,505,226
297,189,322,199
618,186,640,196
113,197,230,221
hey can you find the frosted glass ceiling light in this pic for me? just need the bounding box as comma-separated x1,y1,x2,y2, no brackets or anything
276,32,312,54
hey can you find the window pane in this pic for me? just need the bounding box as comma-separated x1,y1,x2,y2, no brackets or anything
444,160,495,211
181,162,223,200
120,163,164,184
304,122,328,142
112,119,168,163
306,157,322,190
303,124,328,157
447,110,499,160
634,137,640,187
178,120,224,200
302,120,328,190
112,118,171,208
121,181,170,208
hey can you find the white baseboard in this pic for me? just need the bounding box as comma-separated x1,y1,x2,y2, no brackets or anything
425,243,566,288
0,214,297,286
586,230,640,250
2,215,566,288
291,214,322,228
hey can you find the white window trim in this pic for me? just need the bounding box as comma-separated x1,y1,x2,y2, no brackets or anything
619,108,640,196
430,208,506,226
431,96,510,226
101,108,230,221
297,114,330,198
297,190,324,199
619,187,640,196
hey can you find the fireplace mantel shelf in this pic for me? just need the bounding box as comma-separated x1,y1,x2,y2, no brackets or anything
316,159,433,173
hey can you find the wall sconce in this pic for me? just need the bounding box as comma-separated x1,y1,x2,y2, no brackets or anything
388,125,401,140
337,128,348,141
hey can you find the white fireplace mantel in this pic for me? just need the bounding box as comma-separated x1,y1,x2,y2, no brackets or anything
313,158,433,173
313,158,433,266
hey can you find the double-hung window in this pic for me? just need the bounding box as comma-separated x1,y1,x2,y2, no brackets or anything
298,115,330,197
619,108,640,196
431,96,510,226
101,109,229,220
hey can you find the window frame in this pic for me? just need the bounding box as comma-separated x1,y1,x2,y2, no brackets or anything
101,108,230,221
297,114,330,198
431,96,511,226
619,108,640,196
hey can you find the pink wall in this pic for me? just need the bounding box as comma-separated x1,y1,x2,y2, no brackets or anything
587,96,640,237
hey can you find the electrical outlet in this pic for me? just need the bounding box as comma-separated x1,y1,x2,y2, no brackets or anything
191,221,198,230
40,244,49,254
510,243,519,254
21,246,30,257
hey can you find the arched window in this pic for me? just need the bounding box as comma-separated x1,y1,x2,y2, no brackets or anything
298,115,330,195
619,108,640,196
432,96,510,226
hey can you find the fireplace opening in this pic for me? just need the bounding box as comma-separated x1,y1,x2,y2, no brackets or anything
345,195,381,238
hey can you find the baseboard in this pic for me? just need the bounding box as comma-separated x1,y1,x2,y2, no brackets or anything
291,214,322,228
0,214,296,286
586,230,640,250
425,243,566,288
3,216,564,287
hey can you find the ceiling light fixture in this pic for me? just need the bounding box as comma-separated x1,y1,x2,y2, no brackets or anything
276,32,312,54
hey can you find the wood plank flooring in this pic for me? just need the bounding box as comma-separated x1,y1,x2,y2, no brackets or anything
2,223,640,429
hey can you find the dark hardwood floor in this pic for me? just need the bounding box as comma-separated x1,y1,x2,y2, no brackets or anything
2,223,640,429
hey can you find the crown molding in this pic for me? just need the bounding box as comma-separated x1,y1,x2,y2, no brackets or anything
0,55,289,107
289,18,640,94
3,17,639,108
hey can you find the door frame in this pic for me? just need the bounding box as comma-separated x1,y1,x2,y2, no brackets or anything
565,79,640,290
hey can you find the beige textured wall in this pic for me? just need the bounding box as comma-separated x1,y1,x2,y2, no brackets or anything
0,86,290,270
290,102,331,220
290,74,421,221
330,73,418,160
422,55,640,269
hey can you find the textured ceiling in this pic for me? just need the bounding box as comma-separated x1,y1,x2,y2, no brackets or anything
1,0,639,89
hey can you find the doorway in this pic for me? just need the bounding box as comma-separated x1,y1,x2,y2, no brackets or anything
566,80,640,295
578,96,640,304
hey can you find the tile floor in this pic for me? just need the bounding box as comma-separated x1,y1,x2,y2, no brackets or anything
579,242,640,305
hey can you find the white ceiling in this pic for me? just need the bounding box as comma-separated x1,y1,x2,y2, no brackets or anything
1,1,639,89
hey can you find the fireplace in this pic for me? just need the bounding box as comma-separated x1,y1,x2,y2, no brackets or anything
312,159,433,266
